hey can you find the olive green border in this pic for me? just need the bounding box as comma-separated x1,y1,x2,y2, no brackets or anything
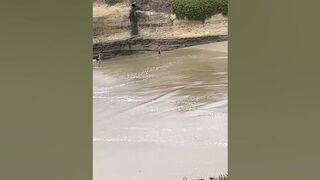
1,0,320,179
0,0,92,179
229,0,320,179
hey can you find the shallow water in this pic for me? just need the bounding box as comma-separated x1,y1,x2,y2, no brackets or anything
93,41,228,180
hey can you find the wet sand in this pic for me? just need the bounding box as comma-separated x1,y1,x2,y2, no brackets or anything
93,41,228,180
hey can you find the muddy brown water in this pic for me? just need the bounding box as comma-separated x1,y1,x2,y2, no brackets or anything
93,41,228,180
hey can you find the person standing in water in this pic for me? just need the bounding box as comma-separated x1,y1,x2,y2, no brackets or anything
158,44,162,55
97,53,102,67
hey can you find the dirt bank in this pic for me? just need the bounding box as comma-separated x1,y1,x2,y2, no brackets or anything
93,3,228,43
93,35,228,60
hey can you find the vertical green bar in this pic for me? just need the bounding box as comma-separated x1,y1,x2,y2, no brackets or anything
230,0,320,179
0,0,91,179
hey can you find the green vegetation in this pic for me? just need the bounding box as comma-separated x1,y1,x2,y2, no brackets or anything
212,174,228,180
216,0,228,16
187,174,228,180
120,44,143,51
171,0,228,21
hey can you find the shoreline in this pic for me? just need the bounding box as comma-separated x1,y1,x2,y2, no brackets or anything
93,35,228,60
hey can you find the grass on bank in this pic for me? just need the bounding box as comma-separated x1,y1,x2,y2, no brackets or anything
211,174,228,180
184,174,228,180
93,2,129,18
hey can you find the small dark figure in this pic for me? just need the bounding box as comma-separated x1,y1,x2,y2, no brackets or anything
129,2,139,36
97,53,102,67
158,44,162,55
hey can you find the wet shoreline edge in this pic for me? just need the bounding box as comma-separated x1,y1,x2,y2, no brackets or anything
93,35,228,60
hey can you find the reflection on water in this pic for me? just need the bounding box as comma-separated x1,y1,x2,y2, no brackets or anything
93,42,228,180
